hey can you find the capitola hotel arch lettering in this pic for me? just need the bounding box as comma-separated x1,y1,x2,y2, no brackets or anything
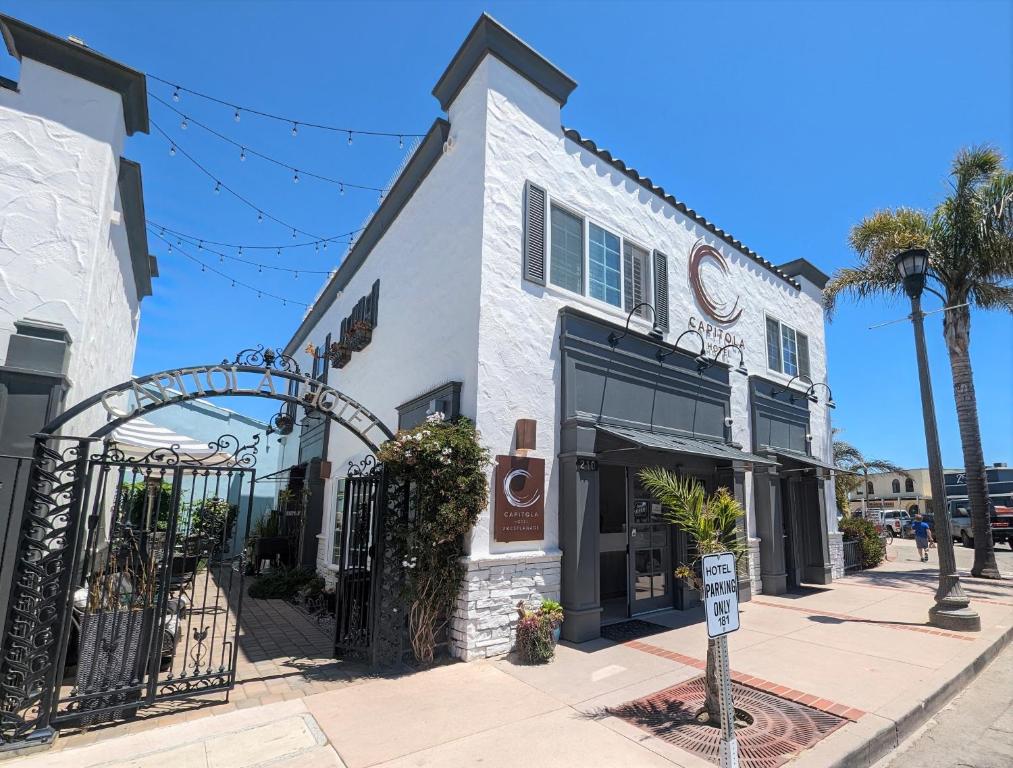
0,347,394,748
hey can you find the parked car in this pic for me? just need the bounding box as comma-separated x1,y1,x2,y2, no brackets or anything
948,498,1013,549
881,510,911,537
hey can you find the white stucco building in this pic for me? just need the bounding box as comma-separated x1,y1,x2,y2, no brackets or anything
0,14,154,614
284,15,838,660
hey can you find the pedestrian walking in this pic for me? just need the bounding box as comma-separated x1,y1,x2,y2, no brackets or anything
911,513,933,562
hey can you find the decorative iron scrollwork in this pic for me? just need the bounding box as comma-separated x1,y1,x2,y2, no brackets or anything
229,345,302,375
347,454,380,477
97,433,260,469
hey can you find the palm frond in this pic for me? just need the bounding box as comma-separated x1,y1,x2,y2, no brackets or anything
971,281,1013,313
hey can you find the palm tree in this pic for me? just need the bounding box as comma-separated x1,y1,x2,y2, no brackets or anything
832,432,908,518
824,145,1012,579
638,468,744,724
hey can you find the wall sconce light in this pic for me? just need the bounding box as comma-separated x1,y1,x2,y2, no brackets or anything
515,418,537,455
698,343,748,376
657,329,707,368
806,381,836,409
607,303,664,348
771,374,814,402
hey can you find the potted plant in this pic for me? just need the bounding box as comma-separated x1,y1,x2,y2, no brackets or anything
514,601,557,664
343,320,373,352
75,542,158,724
250,512,289,571
329,341,352,368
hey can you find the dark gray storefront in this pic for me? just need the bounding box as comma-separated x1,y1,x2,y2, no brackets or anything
750,378,834,594
556,308,777,643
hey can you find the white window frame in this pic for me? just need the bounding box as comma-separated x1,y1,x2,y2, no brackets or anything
326,477,347,571
544,195,654,324
765,315,810,378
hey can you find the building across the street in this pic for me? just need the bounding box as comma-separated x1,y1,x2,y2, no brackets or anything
849,463,1012,516
0,15,154,618
282,14,839,660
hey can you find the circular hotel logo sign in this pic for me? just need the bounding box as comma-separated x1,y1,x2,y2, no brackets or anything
689,240,743,325
494,455,545,542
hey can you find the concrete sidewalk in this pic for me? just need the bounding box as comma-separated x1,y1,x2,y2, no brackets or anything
15,539,1013,768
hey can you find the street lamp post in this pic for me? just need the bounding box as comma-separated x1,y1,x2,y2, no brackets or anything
893,248,980,632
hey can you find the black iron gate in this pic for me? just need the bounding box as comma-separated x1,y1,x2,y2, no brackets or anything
0,433,256,744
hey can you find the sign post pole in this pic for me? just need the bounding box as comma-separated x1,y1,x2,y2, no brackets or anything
702,551,742,768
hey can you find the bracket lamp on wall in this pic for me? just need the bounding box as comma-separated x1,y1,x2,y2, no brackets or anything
806,381,836,409
607,303,664,348
698,343,749,376
770,374,815,402
656,329,707,368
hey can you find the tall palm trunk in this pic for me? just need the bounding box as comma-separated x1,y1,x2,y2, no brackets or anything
943,304,999,579
704,637,720,721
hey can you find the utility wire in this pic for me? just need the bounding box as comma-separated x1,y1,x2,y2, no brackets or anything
149,74,425,142
148,219,363,254
153,119,336,241
151,94,388,195
149,227,313,306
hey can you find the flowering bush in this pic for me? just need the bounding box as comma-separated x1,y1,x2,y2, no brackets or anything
378,415,489,662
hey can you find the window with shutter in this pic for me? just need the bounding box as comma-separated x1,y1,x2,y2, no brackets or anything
766,317,782,372
797,332,811,379
523,182,547,285
652,251,669,330
623,242,649,317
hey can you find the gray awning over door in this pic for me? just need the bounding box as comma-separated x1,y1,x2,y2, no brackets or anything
597,425,779,467
764,448,840,473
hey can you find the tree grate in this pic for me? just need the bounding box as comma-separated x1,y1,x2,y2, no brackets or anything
610,676,847,768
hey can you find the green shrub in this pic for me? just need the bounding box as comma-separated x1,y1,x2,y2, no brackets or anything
515,605,555,664
839,515,886,569
247,567,318,600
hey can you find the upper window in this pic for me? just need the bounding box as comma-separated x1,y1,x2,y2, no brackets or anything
588,224,622,307
546,201,650,315
766,317,811,378
550,205,583,294
891,479,901,494
905,478,914,493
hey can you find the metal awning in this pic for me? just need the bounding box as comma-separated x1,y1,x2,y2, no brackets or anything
597,425,779,467
764,448,841,473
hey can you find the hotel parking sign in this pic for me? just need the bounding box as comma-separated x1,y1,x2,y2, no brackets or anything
702,552,740,638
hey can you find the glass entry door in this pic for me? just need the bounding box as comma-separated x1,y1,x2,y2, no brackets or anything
629,474,672,613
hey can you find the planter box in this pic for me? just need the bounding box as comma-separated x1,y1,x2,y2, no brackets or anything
343,322,373,352
330,347,352,369
75,607,154,725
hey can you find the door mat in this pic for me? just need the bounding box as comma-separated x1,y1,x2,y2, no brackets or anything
600,619,669,643
609,675,846,768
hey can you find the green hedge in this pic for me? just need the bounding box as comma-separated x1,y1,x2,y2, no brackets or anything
839,515,885,569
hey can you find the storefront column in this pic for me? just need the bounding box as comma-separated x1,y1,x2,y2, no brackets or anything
717,462,752,602
755,464,788,595
558,422,600,642
802,476,833,584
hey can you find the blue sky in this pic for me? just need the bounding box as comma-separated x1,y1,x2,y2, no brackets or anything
3,1,1011,468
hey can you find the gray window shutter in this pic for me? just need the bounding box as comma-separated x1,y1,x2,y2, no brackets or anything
623,244,634,312
652,250,669,331
797,332,811,379
523,182,547,285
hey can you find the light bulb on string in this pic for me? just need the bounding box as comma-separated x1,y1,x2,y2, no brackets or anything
172,86,180,102
257,211,263,223
240,147,246,162
258,265,262,273
169,144,176,157
168,243,172,253
198,240,204,250
276,248,281,256
399,135,404,149
219,254,224,263
323,241,328,250
201,264,205,272
294,271,299,280
293,170,300,184
339,183,344,196
180,116,188,130
291,228,296,239
234,108,241,122
257,291,262,299
347,131,353,146
159,227,165,236
291,122,298,137
238,246,243,256
213,181,221,194
231,279,236,287
314,242,319,252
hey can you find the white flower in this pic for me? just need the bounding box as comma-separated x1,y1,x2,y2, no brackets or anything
425,411,445,423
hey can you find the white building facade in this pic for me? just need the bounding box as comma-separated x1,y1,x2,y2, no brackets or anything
284,15,839,661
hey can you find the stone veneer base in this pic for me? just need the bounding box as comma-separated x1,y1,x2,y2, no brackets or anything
747,537,762,596
829,532,845,580
450,550,562,661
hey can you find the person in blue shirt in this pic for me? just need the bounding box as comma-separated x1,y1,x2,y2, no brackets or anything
911,514,933,562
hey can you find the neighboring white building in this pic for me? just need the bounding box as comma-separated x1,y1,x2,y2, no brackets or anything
0,14,154,614
0,14,154,446
283,15,838,660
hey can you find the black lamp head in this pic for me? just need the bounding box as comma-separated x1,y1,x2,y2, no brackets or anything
893,248,930,299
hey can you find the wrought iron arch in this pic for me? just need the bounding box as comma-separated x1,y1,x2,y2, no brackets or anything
0,347,396,747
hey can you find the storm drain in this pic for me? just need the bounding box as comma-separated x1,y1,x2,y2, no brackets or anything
610,676,847,768
600,619,668,643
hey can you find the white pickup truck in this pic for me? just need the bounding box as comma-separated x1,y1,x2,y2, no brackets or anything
948,498,1013,549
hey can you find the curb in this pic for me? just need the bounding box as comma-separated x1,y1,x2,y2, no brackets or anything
796,623,1013,768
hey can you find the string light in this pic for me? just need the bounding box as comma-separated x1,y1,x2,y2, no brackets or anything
213,181,221,194
257,211,263,223
180,116,188,130
150,120,335,241
149,74,425,142
234,108,241,122
150,96,387,193
169,144,176,157
291,121,298,137
347,130,353,146
399,135,404,149
293,170,299,184
149,228,310,306
147,220,363,253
